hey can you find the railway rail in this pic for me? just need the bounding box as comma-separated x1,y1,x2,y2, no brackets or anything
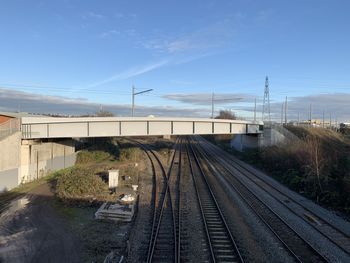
186,137,244,263
190,137,328,263
131,138,183,263
196,136,350,257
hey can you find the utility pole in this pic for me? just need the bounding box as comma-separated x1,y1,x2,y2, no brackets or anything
281,103,284,125
335,117,338,129
284,96,288,124
131,85,153,117
211,93,214,119
132,85,135,116
254,98,257,122
322,110,325,128
309,104,312,126
262,76,271,122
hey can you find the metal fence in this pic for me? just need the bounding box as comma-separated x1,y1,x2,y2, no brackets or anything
0,118,20,140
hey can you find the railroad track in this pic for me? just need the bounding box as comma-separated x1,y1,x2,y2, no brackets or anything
186,137,244,263
190,137,328,263
131,138,181,263
196,136,350,257
168,139,184,262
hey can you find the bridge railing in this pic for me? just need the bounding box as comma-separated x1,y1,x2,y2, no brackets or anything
0,118,20,140
20,117,263,139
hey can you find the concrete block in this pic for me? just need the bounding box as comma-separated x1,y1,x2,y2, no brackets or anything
95,202,135,222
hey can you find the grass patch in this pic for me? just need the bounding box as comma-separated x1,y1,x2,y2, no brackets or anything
119,147,142,162
76,151,112,164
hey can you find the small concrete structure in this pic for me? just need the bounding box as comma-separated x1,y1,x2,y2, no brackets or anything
95,202,135,222
108,170,119,189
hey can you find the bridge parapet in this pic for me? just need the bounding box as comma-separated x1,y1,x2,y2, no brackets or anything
21,117,263,139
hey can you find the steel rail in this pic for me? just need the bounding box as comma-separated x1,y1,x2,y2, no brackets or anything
176,140,183,263
186,142,216,262
198,136,350,256
146,138,179,263
125,138,166,261
192,137,328,263
187,137,244,263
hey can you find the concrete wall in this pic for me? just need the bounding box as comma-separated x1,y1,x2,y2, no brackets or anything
0,132,21,171
260,127,286,147
231,134,261,152
0,135,76,192
0,132,21,191
20,139,75,183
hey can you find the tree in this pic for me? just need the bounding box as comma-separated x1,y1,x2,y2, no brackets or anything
96,110,114,117
215,110,237,120
304,136,325,193
340,123,350,135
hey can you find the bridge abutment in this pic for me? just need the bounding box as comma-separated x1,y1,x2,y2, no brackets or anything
230,134,262,152
20,139,76,183
0,135,76,191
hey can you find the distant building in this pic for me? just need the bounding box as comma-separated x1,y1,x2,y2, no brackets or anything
0,111,43,124
0,112,21,124
296,119,333,128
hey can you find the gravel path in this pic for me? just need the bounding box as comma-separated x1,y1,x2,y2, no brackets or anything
127,151,154,263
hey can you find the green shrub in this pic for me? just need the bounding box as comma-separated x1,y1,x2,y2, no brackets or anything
76,151,111,164
56,167,108,200
119,147,141,162
234,126,350,213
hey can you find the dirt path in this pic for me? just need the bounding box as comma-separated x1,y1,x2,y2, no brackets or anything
0,183,83,263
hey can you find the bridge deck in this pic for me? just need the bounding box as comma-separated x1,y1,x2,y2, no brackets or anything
21,117,263,139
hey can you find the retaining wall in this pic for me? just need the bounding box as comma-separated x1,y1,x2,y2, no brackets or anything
0,135,76,192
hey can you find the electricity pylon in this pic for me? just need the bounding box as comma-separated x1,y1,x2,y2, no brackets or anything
262,76,271,122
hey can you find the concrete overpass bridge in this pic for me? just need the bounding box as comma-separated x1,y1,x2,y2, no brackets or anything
21,117,263,139
1,116,263,192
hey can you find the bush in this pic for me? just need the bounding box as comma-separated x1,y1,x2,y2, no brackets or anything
80,138,120,158
119,147,141,162
56,167,108,200
76,151,111,164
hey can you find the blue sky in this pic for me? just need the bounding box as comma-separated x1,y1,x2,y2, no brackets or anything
0,0,350,121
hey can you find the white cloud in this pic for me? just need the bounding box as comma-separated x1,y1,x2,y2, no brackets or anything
87,60,168,88
0,88,206,117
143,19,236,54
83,11,104,19
99,29,120,38
256,8,274,21
163,93,254,105
234,93,350,122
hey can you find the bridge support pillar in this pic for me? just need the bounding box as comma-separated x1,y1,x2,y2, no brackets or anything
20,139,76,183
0,136,77,191
230,134,262,152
